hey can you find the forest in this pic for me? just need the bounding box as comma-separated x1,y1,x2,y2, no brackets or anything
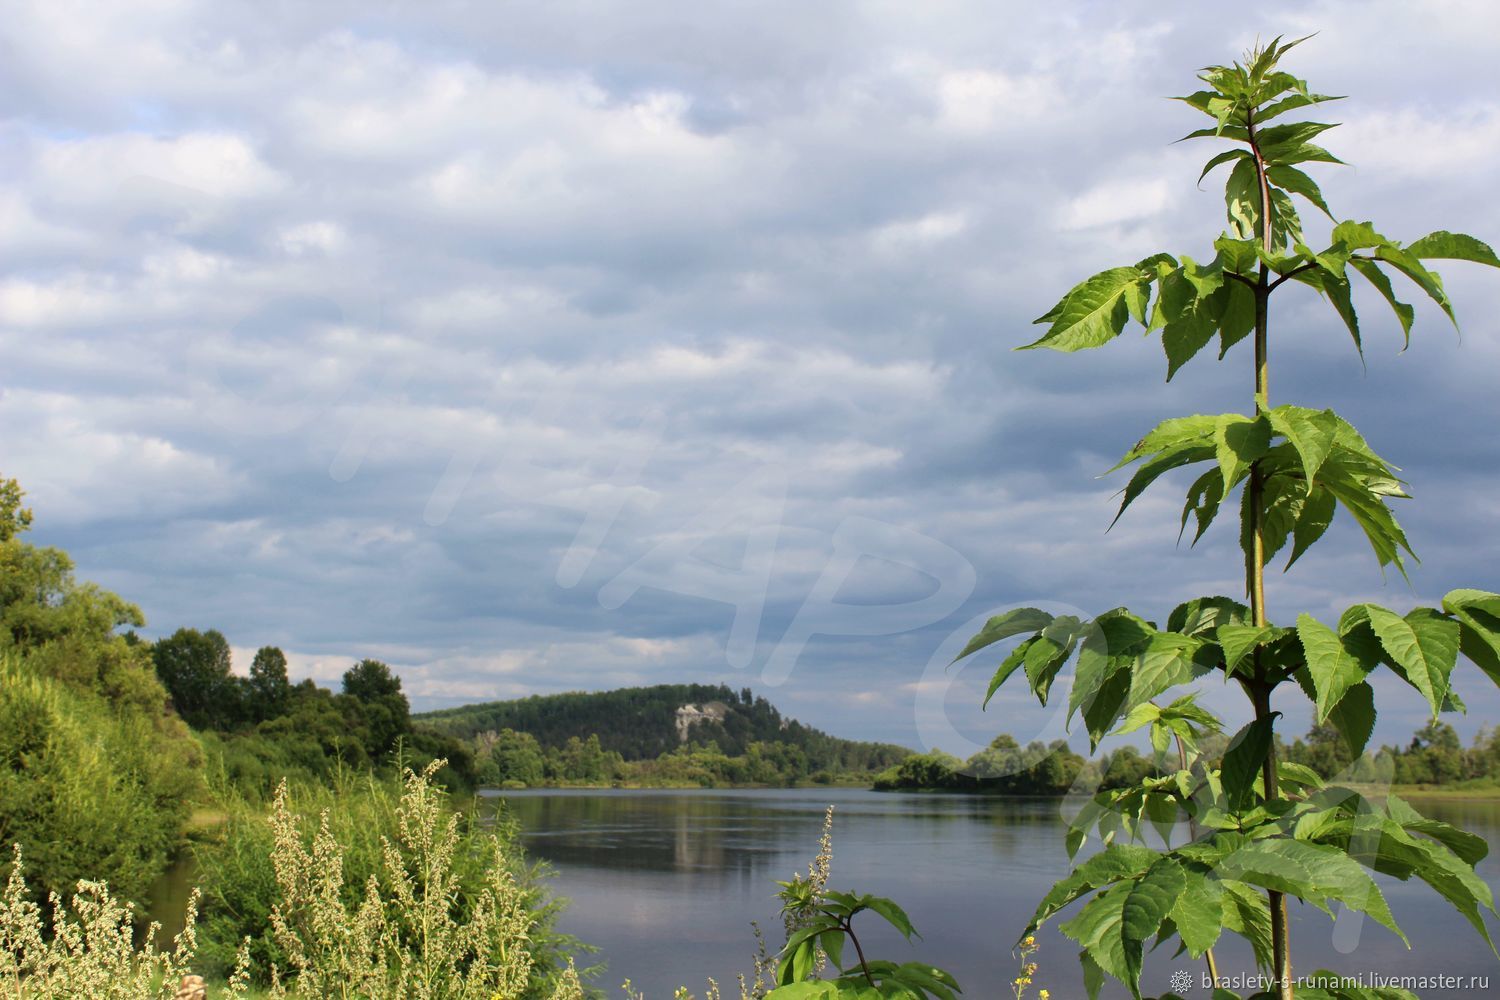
420,684,913,787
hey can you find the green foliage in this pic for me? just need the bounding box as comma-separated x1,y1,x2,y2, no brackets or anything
0,654,199,909
0,493,202,909
870,738,1087,796
192,763,583,995
767,882,959,1000
423,684,910,779
342,658,413,758
248,646,292,721
0,765,587,1000
153,627,240,730
0,475,32,541
959,37,1500,1000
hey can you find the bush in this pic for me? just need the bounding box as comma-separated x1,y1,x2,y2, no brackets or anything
0,763,585,1000
193,763,581,997
0,653,198,908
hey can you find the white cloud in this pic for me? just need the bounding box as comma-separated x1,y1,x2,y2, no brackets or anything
1059,177,1173,230
4,1,1499,747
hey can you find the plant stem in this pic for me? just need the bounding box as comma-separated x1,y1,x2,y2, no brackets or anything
1246,106,1294,1000
844,921,875,988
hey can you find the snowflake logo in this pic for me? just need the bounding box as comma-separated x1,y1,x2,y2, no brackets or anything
1168,969,1196,994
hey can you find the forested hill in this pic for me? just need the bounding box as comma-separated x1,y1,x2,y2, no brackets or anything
415,683,911,772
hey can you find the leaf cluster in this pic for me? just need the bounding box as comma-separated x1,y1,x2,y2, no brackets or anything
767,885,961,1000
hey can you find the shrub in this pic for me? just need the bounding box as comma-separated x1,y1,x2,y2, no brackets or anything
0,654,196,909
1,764,583,1000
194,762,580,998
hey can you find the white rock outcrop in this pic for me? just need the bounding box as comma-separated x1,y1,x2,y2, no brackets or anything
675,701,728,742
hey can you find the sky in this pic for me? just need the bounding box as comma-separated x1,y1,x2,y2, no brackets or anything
4,1,1500,755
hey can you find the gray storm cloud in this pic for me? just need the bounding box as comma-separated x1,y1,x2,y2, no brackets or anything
3,0,1499,748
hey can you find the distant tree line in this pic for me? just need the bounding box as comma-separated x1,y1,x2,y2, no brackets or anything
472,728,854,788
424,683,911,778
872,720,1500,796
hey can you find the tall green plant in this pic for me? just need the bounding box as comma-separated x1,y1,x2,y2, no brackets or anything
959,37,1500,1000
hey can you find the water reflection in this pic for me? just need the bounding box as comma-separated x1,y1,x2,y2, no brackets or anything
478,788,1500,999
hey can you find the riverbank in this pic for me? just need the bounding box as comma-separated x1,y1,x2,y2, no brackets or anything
481,774,877,792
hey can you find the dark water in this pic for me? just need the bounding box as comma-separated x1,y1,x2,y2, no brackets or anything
480,788,1500,999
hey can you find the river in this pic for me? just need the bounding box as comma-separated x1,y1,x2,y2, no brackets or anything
479,788,1500,999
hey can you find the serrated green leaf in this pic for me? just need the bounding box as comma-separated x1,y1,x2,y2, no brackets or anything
1199,149,1251,185
1287,484,1336,569
1215,413,1271,496
1125,633,1215,716
1218,879,1274,968
1257,119,1339,152
1257,838,1406,942
1218,278,1257,356
1267,164,1332,218
1325,681,1376,757
1024,615,1084,704
1405,231,1500,267
1278,760,1325,789
1221,715,1275,813
1374,245,1456,326
819,927,845,971
1168,595,1250,636
1319,456,1414,573
1121,856,1186,973
1112,414,1219,470
1158,268,1227,380
1387,794,1490,867
1442,589,1500,685
1026,843,1161,936
1071,609,1156,722
1060,882,1135,994
1084,667,1133,751
1265,405,1337,486
1218,623,1277,676
1081,950,1106,1000
1269,188,1304,250
1348,259,1414,347
956,607,1053,662
1331,220,1392,250
864,895,918,941
1170,866,1224,957
1297,613,1379,722
1256,91,1343,125
1214,235,1260,274
1364,605,1459,718
984,637,1035,709
1180,468,1225,545
1112,441,1218,526
1024,267,1145,351
1224,157,1260,240
1123,278,1152,327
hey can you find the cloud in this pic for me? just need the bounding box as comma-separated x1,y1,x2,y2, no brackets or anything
4,1,1500,752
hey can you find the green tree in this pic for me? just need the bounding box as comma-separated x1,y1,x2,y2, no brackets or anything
0,483,200,906
0,476,33,541
153,626,241,729
341,658,411,758
248,644,292,721
477,728,548,787
1287,722,1354,779
958,38,1500,1000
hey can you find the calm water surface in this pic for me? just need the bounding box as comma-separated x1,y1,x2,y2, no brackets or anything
481,788,1500,998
